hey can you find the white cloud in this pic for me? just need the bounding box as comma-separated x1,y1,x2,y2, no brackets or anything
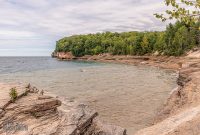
0,0,168,56
0,30,38,39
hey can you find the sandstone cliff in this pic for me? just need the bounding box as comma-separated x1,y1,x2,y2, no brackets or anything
52,52,75,60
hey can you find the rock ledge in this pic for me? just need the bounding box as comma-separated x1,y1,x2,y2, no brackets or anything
0,84,126,135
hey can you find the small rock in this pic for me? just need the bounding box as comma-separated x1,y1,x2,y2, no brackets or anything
153,51,159,56
38,95,53,100
141,61,148,64
40,90,44,95
30,87,39,93
0,108,3,113
26,83,31,89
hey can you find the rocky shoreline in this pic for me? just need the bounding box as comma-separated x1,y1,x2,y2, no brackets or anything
53,51,200,135
0,83,126,135
1,51,200,135
52,52,183,70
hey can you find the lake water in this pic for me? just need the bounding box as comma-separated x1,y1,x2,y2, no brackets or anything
0,57,177,134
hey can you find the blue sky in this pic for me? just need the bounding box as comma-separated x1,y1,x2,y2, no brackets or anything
0,0,168,56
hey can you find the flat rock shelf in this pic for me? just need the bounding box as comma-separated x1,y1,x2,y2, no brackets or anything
0,83,126,135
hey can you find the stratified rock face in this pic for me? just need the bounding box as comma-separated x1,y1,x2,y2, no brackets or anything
52,52,75,60
0,84,126,135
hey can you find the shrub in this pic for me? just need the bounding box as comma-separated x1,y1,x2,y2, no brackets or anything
9,87,18,102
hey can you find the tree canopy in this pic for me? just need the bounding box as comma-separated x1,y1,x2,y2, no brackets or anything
55,21,199,57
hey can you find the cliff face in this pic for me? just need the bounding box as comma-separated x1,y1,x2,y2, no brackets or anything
52,52,75,60
0,84,126,135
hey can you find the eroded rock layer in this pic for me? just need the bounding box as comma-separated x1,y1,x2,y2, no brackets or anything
0,84,126,135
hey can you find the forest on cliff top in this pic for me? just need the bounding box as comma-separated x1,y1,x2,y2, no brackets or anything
55,21,200,57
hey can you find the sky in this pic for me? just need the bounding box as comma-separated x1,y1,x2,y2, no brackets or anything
0,0,168,56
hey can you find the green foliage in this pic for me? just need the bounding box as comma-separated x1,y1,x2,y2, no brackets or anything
9,87,18,102
155,0,200,27
164,21,200,55
55,21,199,57
154,32,166,52
92,46,103,55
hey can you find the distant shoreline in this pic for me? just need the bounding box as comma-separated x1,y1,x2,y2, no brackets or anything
52,52,182,70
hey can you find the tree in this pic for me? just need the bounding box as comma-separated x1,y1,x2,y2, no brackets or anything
154,32,166,52
92,46,103,55
133,34,144,55
172,26,190,55
154,0,200,55
141,34,150,54
155,0,200,28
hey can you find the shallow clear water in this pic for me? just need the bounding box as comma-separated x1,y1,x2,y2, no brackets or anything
0,57,177,134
